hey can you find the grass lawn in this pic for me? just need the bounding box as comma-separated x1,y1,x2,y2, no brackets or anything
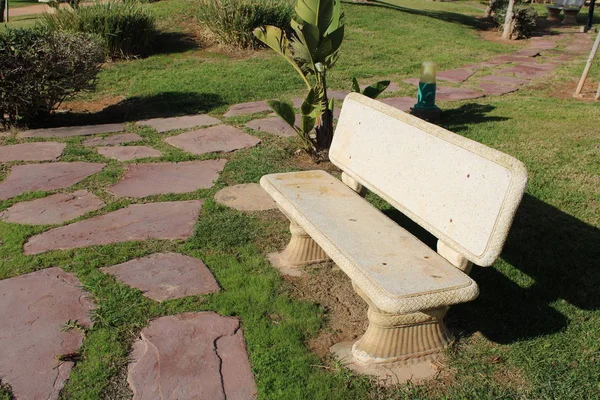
7,0,39,8
1,0,600,399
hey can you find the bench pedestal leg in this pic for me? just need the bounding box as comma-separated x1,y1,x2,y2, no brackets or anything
267,221,330,276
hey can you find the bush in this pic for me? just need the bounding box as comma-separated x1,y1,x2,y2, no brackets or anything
41,2,156,59
0,29,105,125
197,0,293,49
494,5,538,39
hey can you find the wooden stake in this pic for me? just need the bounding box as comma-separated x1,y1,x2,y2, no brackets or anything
574,30,600,97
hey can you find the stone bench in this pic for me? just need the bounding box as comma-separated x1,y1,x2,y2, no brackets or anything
260,93,527,373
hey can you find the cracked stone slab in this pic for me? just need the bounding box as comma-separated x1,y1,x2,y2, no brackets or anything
224,100,270,117
480,82,519,96
101,253,220,301
246,117,298,137
128,312,256,400
97,145,162,161
0,267,94,400
436,86,485,101
165,125,260,156
0,142,66,162
436,68,476,83
82,133,144,147
108,160,227,198
0,190,104,225
137,115,221,133
215,183,277,212
480,75,530,86
378,97,414,112
0,162,105,201
498,65,553,79
529,39,557,50
23,200,203,255
19,123,125,138
514,48,541,57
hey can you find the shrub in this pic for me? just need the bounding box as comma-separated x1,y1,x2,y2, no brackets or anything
41,1,156,59
0,29,105,125
494,5,538,39
197,0,293,49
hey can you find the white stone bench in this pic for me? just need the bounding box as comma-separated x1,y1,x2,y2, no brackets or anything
260,93,527,371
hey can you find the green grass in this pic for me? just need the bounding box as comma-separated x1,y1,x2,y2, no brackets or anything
7,0,39,9
1,0,600,398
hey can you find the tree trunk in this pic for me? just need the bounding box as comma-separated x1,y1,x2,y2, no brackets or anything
484,0,495,17
502,0,517,40
315,109,334,151
0,0,5,23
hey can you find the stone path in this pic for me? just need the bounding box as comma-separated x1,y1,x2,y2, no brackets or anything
246,117,298,137
108,160,227,198
0,162,105,201
19,123,125,138
215,183,277,212
137,114,221,133
101,253,220,302
0,268,94,400
165,125,261,155
97,145,162,161
0,142,65,162
82,133,144,147
128,312,256,400
0,190,104,225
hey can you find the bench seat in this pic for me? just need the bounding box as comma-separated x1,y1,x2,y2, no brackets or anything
261,169,480,315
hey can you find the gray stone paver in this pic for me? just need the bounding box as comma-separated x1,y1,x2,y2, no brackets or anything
480,83,519,96
23,200,203,254
108,160,227,198
137,115,221,133
0,190,104,225
101,253,220,301
224,100,270,117
246,117,297,137
0,142,66,162
0,267,94,400
19,123,125,138
97,145,162,161
82,133,144,147
0,162,105,201
128,312,256,400
215,183,277,212
165,125,260,156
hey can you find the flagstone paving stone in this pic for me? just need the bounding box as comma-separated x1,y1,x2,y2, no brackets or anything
379,97,414,112
0,142,66,162
101,253,220,302
224,100,270,117
215,183,277,212
165,125,260,156
23,200,203,255
0,190,104,225
360,82,400,92
97,145,162,161
436,68,476,83
108,160,227,198
246,117,297,137
480,75,530,86
498,65,554,79
479,82,519,96
0,162,105,201
19,123,125,138
436,86,485,101
82,133,144,147
0,267,94,400
128,312,256,400
515,48,541,57
137,115,221,133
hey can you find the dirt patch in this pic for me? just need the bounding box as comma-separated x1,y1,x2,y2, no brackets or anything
60,95,125,114
549,78,599,101
285,263,368,358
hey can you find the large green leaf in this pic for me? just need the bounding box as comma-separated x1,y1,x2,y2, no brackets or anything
351,77,360,93
267,100,296,128
296,0,335,35
362,80,391,99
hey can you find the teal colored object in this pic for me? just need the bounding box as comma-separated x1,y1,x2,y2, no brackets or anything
413,82,439,110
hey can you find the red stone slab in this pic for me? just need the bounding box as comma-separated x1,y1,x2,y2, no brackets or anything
514,48,541,57
0,268,94,400
480,75,530,86
480,83,519,96
491,55,531,63
215,183,277,212
82,133,144,148
436,68,476,83
128,312,256,400
529,39,557,50
223,100,270,117
246,117,297,137
436,86,485,101
108,160,227,198
23,200,203,255
0,162,105,201
137,115,221,133
101,253,220,301
498,65,553,79
378,97,414,112
359,82,400,92
97,146,162,161
403,78,420,86
0,142,66,162
0,190,104,225
19,123,125,138
165,126,260,156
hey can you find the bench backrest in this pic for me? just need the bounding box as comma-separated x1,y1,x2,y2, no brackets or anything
330,93,527,267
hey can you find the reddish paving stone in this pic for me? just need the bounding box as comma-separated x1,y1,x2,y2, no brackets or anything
108,160,227,198
480,83,519,96
23,200,203,255
515,48,541,57
480,75,530,86
0,190,104,225
0,268,94,400
19,123,125,138
491,55,532,63
378,97,414,112
215,183,277,212
101,253,220,301
529,39,557,50
0,162,105,201
246,117,297,137
498,65,554,79
224,100,270,117
137,115,221,133
128,312,256,400
436,86,485,101
97,145,162,161
82,133,144,147
436,68,476,83
165,125,260,156
403,78,420,86
0,142,66,162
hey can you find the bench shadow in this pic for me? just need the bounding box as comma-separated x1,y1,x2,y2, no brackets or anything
29,92,224,128
439,103,510,132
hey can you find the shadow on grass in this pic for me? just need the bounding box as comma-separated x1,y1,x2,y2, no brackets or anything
439,103,510,131
152,31,201,55
32,92,224,128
